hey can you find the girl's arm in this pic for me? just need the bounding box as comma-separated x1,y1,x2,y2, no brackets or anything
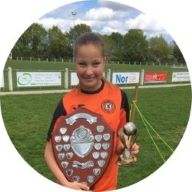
44,141,89,191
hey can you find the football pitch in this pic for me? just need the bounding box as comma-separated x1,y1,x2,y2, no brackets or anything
0,85,191,189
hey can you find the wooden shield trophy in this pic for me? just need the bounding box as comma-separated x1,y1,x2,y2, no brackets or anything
51,107,114,188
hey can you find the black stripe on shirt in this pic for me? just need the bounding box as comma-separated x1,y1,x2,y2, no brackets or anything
120,90,129,122
47,99,66,141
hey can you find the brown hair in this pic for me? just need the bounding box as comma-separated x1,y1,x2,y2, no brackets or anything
74,32,105,58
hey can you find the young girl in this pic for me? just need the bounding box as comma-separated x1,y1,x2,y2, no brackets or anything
44,32,139,191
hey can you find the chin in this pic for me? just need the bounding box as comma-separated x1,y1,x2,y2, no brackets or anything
83,79,96,85
84,83,96,89
80,82,97,90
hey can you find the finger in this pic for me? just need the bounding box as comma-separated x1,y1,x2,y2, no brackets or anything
131,145,139,151
78,183,90,191
131,145,139,154
131,143,139,150
131,149,139,155
132,146,139,152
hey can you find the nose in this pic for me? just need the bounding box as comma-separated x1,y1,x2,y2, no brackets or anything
85,65,94,75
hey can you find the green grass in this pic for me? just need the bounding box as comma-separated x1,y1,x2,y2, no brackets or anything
0,85,191,189
118,86,191,188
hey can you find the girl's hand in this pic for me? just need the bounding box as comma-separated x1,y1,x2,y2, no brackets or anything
62,181,90,191
130,143,140,155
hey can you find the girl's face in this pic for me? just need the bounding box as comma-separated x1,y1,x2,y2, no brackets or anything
75,44,105,91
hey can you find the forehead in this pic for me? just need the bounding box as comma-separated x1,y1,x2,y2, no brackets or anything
76,44,104,57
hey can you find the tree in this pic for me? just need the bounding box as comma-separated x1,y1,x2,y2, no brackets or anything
101,34,112,61
172,41,186,65
108,32,124,62
123,29,148,64
29,23,47,58
148,36,172,65
69,24,92,45
47,26,70,59
12,23,47,59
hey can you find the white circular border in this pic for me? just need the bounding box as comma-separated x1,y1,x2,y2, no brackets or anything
0,0,191,192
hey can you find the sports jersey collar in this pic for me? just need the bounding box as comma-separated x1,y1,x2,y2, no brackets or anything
79,79,105,94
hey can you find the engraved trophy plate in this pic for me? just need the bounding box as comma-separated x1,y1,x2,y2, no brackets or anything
51,108,114,188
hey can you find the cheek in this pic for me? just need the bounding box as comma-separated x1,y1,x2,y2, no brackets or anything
76,66,84,75
95,67,104,76
96,70,103,76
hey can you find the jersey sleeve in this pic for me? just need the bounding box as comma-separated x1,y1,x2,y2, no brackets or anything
118,90,130,130
46,99,66,141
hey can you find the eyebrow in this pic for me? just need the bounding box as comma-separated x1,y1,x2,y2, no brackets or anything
77,57,103,61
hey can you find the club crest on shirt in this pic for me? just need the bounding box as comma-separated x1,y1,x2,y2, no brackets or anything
101,100,116,113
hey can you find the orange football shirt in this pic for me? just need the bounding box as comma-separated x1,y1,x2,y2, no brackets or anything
48,80,129,191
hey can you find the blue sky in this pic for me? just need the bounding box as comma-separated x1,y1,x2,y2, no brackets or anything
37,0,172,42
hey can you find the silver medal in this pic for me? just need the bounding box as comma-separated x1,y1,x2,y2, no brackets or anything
95,135,102,142
66,152,73,159
103,133,111,141
56,144,63,152
61,161,69,168
54,135,62,143
72,176,80,182
87,175,95,183
63,144,70,151
94,143,101,150
60,127,67,134
96,125,104,133
92,152,100,159
58,153,65,160
66,169,73,176
100,151,108,159
97,160,105,167
93,168,101,176
62,135,70,142
102,143,110,150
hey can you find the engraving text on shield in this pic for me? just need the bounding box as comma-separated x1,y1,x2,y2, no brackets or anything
70,125,94,158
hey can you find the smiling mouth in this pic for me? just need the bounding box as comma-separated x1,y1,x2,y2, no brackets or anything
85,79,94,83
83,77,95,82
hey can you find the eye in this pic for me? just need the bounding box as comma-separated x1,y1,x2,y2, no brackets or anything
92,61,101,67
78,62,87,67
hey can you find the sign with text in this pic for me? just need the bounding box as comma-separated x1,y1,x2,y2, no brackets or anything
172,72,190,82
17,72,61,87
144,72,168,83
71,72,79,86
112,72,140,85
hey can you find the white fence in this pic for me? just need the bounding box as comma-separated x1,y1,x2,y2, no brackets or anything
1,67,190,91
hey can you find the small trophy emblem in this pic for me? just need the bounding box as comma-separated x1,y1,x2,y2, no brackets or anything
118,122,137,165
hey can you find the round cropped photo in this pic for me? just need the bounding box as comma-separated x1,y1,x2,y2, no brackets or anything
0,0,191,191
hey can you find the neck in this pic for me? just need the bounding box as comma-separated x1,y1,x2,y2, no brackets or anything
79,79,104,94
